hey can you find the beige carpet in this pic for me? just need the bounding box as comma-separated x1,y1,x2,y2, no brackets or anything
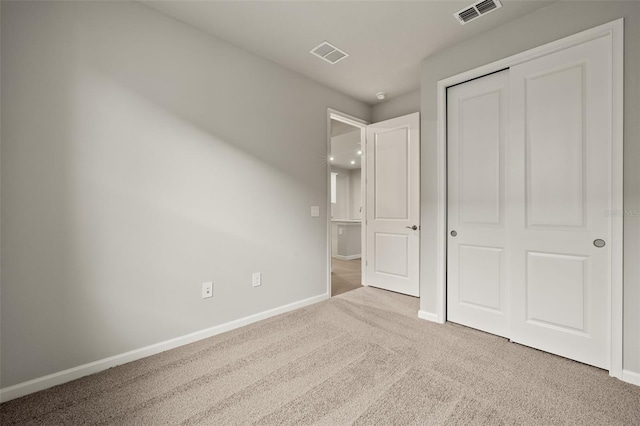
2,287,639,425
331,258,362,297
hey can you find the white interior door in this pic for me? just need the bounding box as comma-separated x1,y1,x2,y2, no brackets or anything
447,70,509,337
446,36,612,370
365,113,420,297
508,36,612,369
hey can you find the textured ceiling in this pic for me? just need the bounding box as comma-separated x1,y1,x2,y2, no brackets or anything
142,1,553,104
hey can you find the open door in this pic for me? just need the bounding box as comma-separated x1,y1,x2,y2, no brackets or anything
365,113,420,297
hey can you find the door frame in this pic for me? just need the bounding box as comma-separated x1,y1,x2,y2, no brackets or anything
434,19,624,378
326,109,368,297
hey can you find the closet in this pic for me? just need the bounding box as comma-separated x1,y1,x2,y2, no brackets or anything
446,35,612,369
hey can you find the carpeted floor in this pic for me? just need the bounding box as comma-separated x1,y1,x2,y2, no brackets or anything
2,287,639,425
331,258,362,296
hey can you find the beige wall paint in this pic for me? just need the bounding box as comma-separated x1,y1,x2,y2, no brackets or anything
420,1,640,374
0,1,370,388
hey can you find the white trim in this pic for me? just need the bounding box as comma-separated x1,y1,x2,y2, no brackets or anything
436,81,447,325
609,18,624,381
327,109,368,297
328,108,368,127
0,293,329,403
418,310,440,323
435,19,624,377
333,254,361,261
622,370,640,387
331,220,362,225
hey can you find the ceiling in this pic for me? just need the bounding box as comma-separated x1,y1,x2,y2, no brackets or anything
331,119,359,138
142,1,553,105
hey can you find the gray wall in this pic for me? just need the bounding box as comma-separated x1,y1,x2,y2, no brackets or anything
0,1,370,388
371,90,420,123
420,1,640,374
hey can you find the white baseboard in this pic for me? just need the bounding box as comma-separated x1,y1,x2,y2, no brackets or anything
333,254,361,261
418,310,440,323
0,293,329,403
622,369,640,386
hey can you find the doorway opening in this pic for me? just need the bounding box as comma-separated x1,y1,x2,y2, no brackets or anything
327,111,367,297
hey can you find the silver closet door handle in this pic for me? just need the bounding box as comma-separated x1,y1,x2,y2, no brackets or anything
406,225,418,230
450,230,457,237
594,239,606,248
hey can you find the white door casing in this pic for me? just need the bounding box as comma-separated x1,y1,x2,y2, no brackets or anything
447,70,509,338
508,35,612,369
366,113,420,297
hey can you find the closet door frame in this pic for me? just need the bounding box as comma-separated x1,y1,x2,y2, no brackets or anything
434,19,624,379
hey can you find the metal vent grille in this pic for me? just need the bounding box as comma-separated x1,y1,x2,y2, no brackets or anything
476,0,498,14
310,41,349,64
458,7,479,22
454,0,502,25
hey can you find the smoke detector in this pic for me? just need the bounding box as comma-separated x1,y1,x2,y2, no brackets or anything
376,92,387,101
310,41,349,64
454,0,502,25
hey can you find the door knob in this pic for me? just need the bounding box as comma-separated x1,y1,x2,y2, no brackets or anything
406,225,418,230
450,230,457,237
593,239,606,248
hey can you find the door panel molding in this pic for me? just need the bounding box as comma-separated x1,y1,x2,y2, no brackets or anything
447,70,509,337
434,19,624,379
366,112,420,297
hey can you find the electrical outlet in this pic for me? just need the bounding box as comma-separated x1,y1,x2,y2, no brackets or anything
202,282,213,299
252,272,261,287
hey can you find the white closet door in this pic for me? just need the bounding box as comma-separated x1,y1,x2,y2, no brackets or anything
447,70,509,337
366,113,420,297
508,36,612,369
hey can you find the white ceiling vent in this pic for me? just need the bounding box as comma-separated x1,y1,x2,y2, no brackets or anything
454,0,502,25
310,41,349,64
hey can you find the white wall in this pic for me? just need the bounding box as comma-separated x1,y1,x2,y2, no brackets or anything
0,1,370,388
330,167,361,221
371,90,420,123
330,167,350,219
419,1,640,374
349,169,362,220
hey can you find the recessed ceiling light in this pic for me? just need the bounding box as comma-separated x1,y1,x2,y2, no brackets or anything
376,92,387,100
350,160,356,165
357,150,362,155
329,156,334,161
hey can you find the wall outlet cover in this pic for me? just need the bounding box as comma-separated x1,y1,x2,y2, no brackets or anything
311,206,320,217
202,282,213,299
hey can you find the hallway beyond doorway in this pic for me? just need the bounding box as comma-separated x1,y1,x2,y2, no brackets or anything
331,258,361,296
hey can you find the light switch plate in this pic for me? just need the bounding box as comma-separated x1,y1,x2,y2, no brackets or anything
311,206,320,217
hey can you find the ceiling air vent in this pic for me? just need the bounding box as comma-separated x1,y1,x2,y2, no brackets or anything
310,41,349,64
454,0,502,25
